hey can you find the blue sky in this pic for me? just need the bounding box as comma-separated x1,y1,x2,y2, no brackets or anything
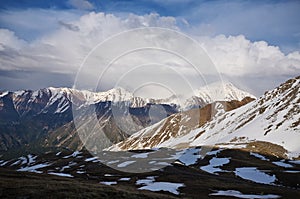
1,0,300,52
0,0,300,95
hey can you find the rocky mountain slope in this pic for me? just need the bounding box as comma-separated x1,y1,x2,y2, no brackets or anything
0,87,177,152
108,97,254,151
109,76,300,158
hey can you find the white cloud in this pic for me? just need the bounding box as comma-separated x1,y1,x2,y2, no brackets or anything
67,0,94,10
0,10,299,95
0,29,26,50
0,12,179,72
199,34,300,76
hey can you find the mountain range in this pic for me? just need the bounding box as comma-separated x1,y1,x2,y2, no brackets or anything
0,81,255,155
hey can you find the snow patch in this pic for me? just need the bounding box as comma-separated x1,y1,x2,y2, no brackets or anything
63,151,81,159
234,167,276,185
131,153,149,158
200,157,230,175
136,176,184,195
48,172,74,178
100,181,117,185
138,182,184,195
0,161,9,166
119,177,131,181
117,161,136,168
289,160,300,165
272,161,293,168
178,148,202,166
210,190,280,198
104,174,115,177
206,149,223,156
18,163,50,173
85,157,99,162
250,152,269,161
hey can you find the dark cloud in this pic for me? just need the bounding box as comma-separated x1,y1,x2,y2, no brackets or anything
58,20,80,31
0,70,74,91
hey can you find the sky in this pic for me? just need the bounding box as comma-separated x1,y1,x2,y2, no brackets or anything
0,0,300,97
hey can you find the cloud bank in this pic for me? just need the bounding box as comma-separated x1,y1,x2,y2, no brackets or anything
0,11,299,96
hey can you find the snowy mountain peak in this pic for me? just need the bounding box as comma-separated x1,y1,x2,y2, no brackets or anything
194,81,256,103
104,87,133,102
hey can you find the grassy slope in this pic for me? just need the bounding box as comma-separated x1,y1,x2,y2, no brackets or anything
0,168,176,199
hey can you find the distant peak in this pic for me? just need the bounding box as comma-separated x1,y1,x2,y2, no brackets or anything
195,81,256,102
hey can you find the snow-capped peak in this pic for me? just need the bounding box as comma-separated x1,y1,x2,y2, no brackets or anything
194,81,256,103
0,91,8,98
102,87,133,102
181,81,255,110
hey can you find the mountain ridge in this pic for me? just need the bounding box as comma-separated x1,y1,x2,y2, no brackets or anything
1,81,256,111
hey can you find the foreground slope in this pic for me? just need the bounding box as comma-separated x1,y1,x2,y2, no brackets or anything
110,76,300,158
1,148,299,198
